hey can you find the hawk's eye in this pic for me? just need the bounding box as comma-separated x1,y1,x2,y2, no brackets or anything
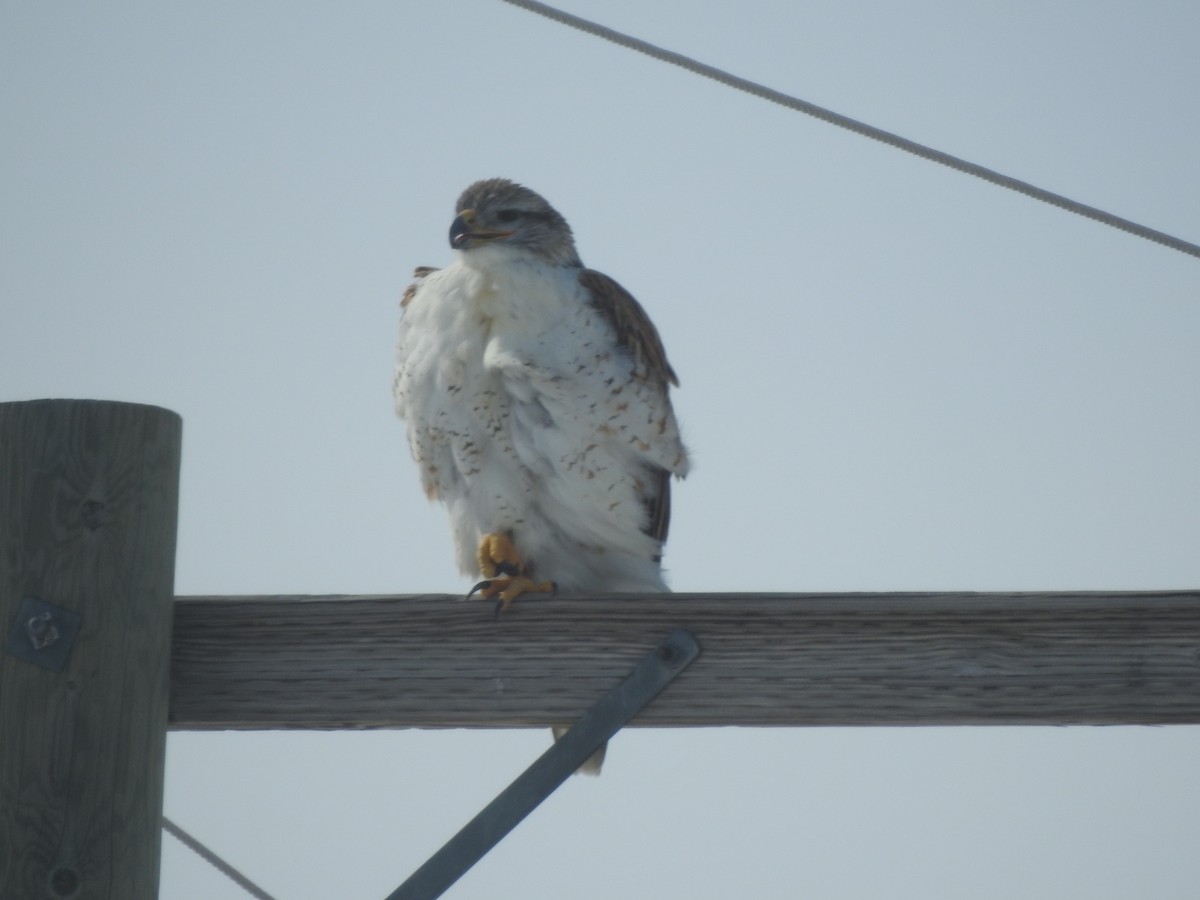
496,209,520,223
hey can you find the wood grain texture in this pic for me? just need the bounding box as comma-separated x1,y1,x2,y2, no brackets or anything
0,400,181,900
169,591,1200,729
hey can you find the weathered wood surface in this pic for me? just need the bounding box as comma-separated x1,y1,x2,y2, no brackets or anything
0,400,181,900
169,591,1200,729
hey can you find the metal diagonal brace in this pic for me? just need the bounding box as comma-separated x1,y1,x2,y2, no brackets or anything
387,627,701,900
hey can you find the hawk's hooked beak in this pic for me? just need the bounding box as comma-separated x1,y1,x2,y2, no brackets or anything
449,209,513,249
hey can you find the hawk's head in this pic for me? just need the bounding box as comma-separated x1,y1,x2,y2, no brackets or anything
449,179,583,267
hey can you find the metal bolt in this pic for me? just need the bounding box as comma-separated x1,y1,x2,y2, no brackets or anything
7,597,80,672
26,611,60,650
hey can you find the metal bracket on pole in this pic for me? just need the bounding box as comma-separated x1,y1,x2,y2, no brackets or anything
387,627,701,900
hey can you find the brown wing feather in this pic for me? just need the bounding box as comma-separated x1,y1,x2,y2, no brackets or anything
580,269,678,545
401,266,439,308
578,269,678,388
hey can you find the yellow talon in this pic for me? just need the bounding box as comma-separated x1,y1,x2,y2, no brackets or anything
469,574,557,613
471,532,554,613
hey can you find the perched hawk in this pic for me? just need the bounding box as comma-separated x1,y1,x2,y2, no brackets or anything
393,179,689,771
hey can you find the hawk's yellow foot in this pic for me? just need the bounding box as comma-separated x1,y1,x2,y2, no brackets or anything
468,574,556,615
470,532,555,614
476,531,523,578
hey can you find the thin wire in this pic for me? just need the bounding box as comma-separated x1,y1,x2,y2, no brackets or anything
498,0,1200,261
162,816,279,900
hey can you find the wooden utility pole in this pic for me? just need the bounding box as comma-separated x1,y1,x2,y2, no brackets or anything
1,400,181,900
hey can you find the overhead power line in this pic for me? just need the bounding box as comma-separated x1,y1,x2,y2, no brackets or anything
498,0,1200,261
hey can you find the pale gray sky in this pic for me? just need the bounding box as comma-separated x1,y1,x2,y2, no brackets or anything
3,1,1199,898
